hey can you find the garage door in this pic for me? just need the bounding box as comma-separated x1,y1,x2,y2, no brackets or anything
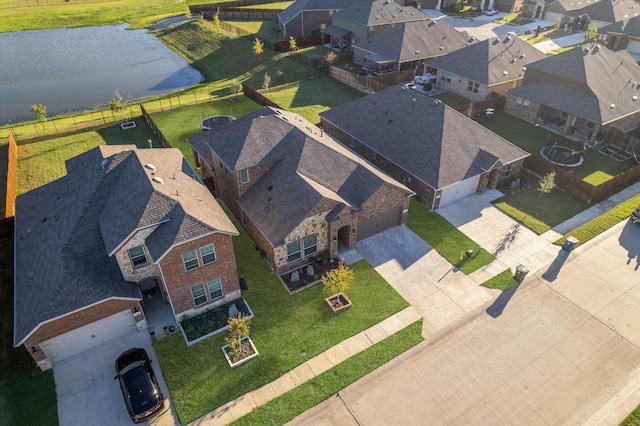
439,175,480,207
41,310,137,365
627,40,640,54
357,206,402,242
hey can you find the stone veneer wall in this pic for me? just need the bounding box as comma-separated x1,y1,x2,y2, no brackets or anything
274,211,331,273
114,226,162,282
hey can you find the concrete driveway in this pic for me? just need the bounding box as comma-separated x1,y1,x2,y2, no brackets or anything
54,330,178,426
289,220,640,425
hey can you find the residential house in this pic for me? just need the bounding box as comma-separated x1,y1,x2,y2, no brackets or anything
14,146,240,370
505,44,640,145
320,85,530,210
188,107,414,276
598,15,640,59
326,0,428,50
277,0,345,38
542,0,639,32
353,19,473,75
424,34,547,102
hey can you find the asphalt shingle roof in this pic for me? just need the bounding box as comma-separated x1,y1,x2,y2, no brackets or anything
509,44,640,124
278,0,345,26
14,146,237,345
547,0,639,22
354,19,472,63
188,107,412,246
425,34,547,86
320,85,529,189
333,0,427,27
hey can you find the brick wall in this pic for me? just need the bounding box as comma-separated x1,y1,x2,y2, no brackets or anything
159,233,239,317
25,298,140,365
359,183,410,223
504,93,542,123
237,163,273,198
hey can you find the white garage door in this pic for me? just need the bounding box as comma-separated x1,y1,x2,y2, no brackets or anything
542,12,563,25
438,175,480,207
627,40,640,54
41,310,137,365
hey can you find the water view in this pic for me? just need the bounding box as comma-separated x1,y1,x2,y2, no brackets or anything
0,24,202,125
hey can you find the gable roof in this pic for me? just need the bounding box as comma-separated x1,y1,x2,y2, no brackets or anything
425,34,547,86
319,85,529,190
509,44,640,124
278,0,345,26
333,0,427,27
354,19,472,64
599,14,640,37
14,146,237,346
188,107,413,246
546,0,639,22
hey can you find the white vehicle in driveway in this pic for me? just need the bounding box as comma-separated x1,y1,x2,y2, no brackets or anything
485,8,499,15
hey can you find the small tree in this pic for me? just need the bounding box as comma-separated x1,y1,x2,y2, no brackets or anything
321,260,355,296
213,7,221,31
536,171,556,202
262,72,272,93
229,80,242,95
324,50,337,65
288,36,298,52
108,89,132,122
252,37,264,57
30,104,47,129
585,24,598,42
225,314,251,359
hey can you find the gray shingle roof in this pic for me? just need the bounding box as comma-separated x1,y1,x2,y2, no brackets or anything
320,85,529,189
600,14,640,37
14,146,237,345
425,34,547,86
509,44,640,124
278,0,345,25
188,107,412,246
354,19,472,64
334,0,427,27
546,0,638,22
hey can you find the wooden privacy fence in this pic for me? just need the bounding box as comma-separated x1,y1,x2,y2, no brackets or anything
242,84,284,109
329,66,423,94
140,105,172,149
601,127,640,154
524,154,640,204
5,130,17,218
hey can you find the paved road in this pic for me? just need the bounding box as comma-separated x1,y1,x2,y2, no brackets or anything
288,220,640,425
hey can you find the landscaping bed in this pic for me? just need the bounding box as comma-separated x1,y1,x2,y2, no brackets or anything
280,255,339,294
179,297,254,345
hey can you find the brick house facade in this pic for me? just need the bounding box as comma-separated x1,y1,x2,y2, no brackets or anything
189,107,413,276
14,146,240,368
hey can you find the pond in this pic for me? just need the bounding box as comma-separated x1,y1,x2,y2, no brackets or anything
0,24,202,125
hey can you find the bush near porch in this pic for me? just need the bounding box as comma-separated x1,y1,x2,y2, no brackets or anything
153,205,409,424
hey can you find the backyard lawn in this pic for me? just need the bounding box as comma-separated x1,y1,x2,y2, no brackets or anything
406,198,495,274
154,205,410,424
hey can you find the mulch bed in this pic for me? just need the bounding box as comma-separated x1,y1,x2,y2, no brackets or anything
281,257,340,293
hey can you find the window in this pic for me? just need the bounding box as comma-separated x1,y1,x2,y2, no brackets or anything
441,71,451,83
207,278,223,300
240,169,249,184
303,236,318,257
585,121,594,129
515,96,530,111
503,162,513,178
200,244,216,265
287,242,301,263
182,250,199,271
219,160,228,176
191,284,207,306
128,246,148,268
467,81,479,93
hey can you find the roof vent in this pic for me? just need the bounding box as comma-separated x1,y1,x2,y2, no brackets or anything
432,99,441,106
633,96,638,101
609,103,615,108
503,70,509,75
100,158,110,169
152,177,164,184
439,46,444,50
145,163,156,170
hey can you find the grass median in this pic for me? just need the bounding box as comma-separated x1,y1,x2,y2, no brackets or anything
231,320,424,426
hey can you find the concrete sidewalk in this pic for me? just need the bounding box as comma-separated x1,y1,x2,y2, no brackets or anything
532,31,586,53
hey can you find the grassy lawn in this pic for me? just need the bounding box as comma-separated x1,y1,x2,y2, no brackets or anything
406,198,495,274
481,269,517,291
16,117,161,194
477,112,635,183
493,185,592,234
154,207,410,424
0,0,191,33
621,404,640,426
149,96,262,167
0,238,57,425
555,192,640,248
231,320,424,426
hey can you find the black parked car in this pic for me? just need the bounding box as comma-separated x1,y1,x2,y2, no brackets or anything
632,206,640,224
114,348,164,423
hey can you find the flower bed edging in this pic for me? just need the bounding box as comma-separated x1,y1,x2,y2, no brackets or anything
179,297,254,347
221,336,259,368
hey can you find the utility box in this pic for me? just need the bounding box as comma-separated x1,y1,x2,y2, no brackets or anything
514,264,529,284
563,236,579,252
